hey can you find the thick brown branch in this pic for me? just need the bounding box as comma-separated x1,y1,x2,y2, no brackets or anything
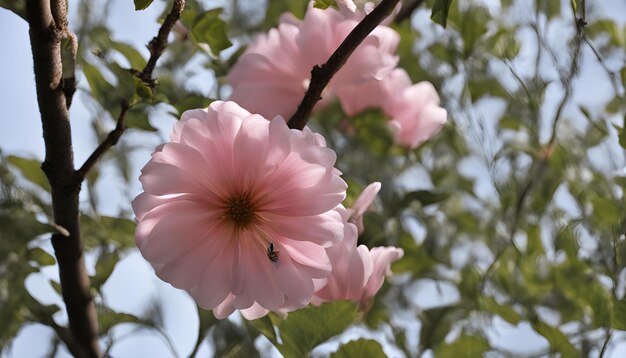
26,0,100,357
287,0,400,130
75,0,185,182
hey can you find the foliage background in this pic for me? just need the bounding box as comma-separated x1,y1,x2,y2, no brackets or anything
1,0,626,356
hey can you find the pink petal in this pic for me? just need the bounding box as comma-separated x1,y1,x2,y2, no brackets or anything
281,239,331,278
362,246,404,302
135,200,221,264
261,209,344,247
240,303,270,320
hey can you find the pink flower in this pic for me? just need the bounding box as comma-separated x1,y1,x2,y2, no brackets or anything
336,68,447,148
132,101,348,319
312,207,403,308
227,3,399,119
310,185,403,308
347,182,381,235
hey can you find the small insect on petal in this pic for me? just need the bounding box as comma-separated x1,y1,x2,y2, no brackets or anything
267,242,280,263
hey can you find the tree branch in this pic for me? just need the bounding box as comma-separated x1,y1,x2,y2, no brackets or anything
75,0,185,182
287,0,400,130
26,0,100,356
140,0,186,83
76,101,129,180
27,0,185,356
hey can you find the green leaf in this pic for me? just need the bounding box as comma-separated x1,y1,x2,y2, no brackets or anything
82,62,118,109
532,321,577,357
125,107,157,132
590,197,622,227
499,116,522,130
7,156,50,192
435,335,490,358
26,247,55,266
350,109,394,155
191,9,233,56
588,284,612,328
612,298,626,330
81,215,136,249
248,315,279,346
134,0,154,11
467,77,507,101
277,301,358,358
133,77,154,102
555,226,579,257
92,250,120,291
49,280,62,296
419,305,459,351
487,29,521,59
526,224,544,256
314,0,338,10
263,0,308,29
479,296,521,325
99,309,142,334
392,234,436,277
586,19,625,47
403,190,449,207
617,115,626,150
0,0,26,20
192,306,218,352
172,94,214,115
431,0,453,27
583,119,608,147
110,41,146,69
331,339,386,358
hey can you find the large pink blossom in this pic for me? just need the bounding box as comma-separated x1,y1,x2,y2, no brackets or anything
312,184,403,309
227,3,399,119
133,101,348,319
336,68,447,149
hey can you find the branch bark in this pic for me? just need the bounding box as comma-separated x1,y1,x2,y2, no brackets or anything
75,0,185,181
26,0,99,356
287,0,401,130
27,0,185,356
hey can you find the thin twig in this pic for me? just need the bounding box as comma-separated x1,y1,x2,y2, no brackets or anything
140,0,186,83
583,35,622,96
599,329,613,358
76,101,129,180
482,15,584,293
287,0,400,130
548,28,582,146
75,0,185,182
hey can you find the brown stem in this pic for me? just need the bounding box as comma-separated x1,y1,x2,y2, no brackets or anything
75,0,185,182
140,0,186,83
76,102,129,180
27,0,186,356
287,0,400,130
26,0,100,356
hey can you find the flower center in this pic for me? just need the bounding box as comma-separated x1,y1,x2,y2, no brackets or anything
224,195,256,228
